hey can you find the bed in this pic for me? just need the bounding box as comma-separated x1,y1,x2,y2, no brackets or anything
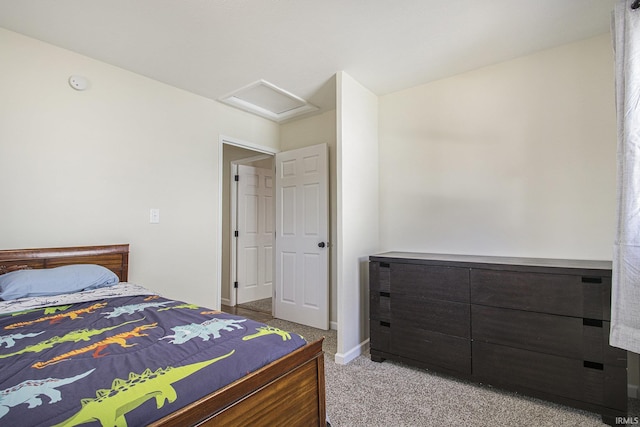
0,244,326,426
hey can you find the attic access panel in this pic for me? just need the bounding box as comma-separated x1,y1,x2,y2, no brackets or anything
219,80,318,123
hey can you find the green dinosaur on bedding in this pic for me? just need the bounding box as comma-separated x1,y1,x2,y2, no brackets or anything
157,303,199,312
0,319,143,359
242,325,293,341
8,305,73,317
52,350,235,427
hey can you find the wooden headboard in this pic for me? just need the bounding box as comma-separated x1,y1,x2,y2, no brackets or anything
0,244,129,281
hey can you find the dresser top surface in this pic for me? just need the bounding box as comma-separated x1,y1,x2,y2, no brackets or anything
370,251,612,272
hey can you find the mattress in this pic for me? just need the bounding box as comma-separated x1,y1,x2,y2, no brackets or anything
0,283,306,426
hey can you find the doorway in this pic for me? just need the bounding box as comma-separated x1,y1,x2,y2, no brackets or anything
219,136,330,330
232,161,274,315
220,138,276,318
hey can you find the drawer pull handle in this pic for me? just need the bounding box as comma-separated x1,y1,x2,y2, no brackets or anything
583,318,603,327
380,262,390,268
380,321,390,328
583,361,604,370
581,276,602,284
380,291,390,298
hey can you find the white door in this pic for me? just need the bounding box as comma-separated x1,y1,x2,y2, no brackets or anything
274,143,329,330
236,165,274,304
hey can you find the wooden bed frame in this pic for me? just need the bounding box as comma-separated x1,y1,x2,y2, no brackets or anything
0,244,326,426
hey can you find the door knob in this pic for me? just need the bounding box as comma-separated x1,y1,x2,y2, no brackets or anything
318,242,326,248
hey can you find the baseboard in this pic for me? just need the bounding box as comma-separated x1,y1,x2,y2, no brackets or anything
330,320,338,330
335,338,370,365
221,297,231,307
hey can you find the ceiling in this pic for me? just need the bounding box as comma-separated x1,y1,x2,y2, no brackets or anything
0,0,616,119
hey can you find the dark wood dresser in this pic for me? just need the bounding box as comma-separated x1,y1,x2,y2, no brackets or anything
369,252,627,425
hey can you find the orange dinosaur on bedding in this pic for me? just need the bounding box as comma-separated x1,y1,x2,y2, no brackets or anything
32,323,158,369
4,302,108,330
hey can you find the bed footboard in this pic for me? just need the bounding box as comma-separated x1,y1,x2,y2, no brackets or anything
151,338,326,426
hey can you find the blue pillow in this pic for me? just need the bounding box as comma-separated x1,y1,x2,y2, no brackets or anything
0,264,119,300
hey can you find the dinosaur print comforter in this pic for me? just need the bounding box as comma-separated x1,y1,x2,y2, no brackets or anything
0,285,307,426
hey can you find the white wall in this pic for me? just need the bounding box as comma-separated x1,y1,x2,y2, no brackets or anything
336,72,379,364
280,109,338,327
377,34,640,394
379,34,616,260
0,28,279,308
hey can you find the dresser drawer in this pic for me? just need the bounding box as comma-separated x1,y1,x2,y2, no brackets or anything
392,263,469,303
472,306,626,366
370,292,391,322
369,261,390,293
370,262,391,322
473,341,627,411
370,320,391,353
394,297,470,338
472,305,580,357
471,269,611,319
391,325,471,374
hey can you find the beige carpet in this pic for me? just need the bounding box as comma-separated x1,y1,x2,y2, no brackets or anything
269,318,639,427
267,318,337,355
237,297,272,314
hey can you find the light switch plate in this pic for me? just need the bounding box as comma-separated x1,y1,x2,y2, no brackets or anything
150,208,160,224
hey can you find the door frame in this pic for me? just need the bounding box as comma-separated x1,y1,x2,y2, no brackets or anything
217,135,278,309
230,156,273,307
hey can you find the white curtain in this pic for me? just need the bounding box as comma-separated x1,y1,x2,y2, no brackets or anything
611,0,640,353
